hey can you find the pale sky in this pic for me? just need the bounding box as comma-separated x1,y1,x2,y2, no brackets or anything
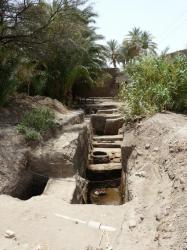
94,0,187,53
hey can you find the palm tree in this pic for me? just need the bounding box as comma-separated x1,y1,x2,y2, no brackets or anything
44,2,107,103
66,29,107,102
127,27,142,46
106,39,120,68
125,27,142,58
141,31,157,54
120,27,157,63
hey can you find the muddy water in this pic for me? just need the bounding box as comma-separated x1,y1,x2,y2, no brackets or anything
90,187,122,205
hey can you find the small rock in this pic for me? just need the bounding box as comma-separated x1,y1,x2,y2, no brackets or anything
140,216,144,222
182,186,185,192
169,147,175,153
153,147,159,152
137,150,143,156
168,172,175,180
155,214,162,221
154,232,159,241
128,220,136,229
145,144,150,149
4,230,16,239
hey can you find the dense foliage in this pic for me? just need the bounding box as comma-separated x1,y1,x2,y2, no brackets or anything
120,55,187,119
0,0,107,105
1,2,187,120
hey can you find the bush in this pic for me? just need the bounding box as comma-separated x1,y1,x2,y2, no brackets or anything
18,107,55,141
120,54,187,118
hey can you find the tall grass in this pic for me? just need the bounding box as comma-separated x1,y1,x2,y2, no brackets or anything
120,54,187,118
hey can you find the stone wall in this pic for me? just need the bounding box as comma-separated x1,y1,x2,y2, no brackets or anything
74,68,125,98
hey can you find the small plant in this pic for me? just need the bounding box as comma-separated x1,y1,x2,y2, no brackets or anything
17,107,55,141
24,130,40,141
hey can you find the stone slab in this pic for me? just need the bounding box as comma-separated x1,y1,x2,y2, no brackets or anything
93,135,123,141
104,118,124,135
88,163,122,171
93,142,122,148
44,178,76,203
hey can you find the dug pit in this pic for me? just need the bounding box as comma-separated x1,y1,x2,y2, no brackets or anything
12,173,49,201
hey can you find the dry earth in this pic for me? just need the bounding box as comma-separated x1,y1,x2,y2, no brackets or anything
0,97,186,250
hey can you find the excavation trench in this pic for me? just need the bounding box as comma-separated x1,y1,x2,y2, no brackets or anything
10,99,127,205
80,100,126,205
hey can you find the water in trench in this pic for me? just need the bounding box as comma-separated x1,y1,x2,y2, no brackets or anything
85,168,125,205
90,188,122,205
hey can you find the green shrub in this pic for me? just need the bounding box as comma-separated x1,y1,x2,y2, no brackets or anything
18,125,40,141
18,107,55,141
120,54,187,118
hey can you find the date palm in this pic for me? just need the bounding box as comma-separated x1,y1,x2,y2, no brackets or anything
121,27,157,63
44,2,107,102
141,31,157,54
106,39,120,68
126,27,142,58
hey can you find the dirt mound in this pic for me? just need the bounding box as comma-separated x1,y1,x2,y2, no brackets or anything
121,112,187,250
0,94,68,125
